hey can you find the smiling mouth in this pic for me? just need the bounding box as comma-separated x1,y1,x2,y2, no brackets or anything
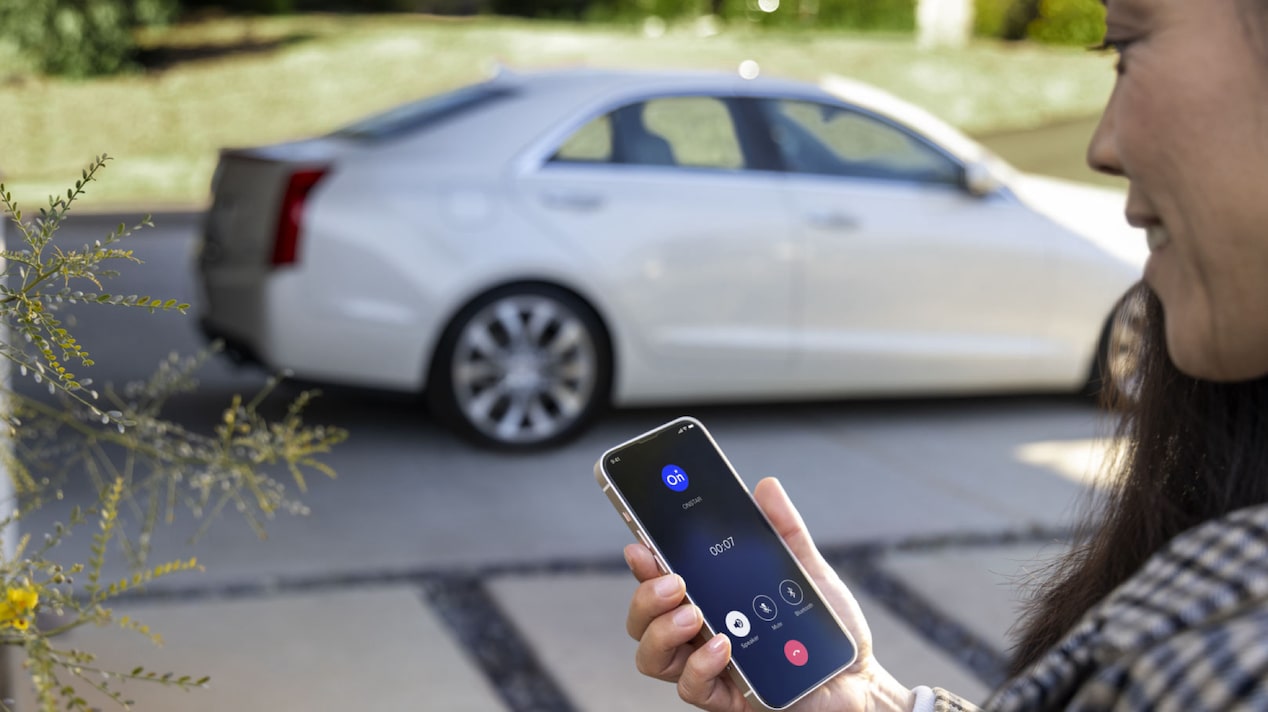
1146,225,1171,252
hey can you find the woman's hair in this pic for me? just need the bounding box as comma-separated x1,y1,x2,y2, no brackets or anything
1009,283,1268,674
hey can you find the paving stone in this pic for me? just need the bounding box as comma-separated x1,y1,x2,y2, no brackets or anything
6,588,504,712
847,581,992,704
876,542,1069,653
489,571,991,710
804,402,1110,522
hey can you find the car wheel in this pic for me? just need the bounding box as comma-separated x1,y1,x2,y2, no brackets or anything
1090,289,1147,408
428,284,612,450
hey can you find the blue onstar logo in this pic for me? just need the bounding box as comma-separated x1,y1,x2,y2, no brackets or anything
662,464,689,492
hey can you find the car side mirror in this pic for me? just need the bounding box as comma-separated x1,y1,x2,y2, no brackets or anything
964,162,1001,197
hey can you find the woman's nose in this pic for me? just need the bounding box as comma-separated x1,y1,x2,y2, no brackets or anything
1087,103,1125,177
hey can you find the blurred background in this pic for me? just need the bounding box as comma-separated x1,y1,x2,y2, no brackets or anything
0,0,1135,709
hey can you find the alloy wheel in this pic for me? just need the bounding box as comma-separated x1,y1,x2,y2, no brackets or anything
450,294,600,445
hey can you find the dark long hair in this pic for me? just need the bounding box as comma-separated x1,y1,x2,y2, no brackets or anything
1009,283,1268,674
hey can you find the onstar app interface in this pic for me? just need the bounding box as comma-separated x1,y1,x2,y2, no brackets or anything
605,422,856,709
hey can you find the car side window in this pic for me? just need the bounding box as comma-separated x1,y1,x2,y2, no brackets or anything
553,115,614,163
765,99,961,185
638,97,744,170
550,96,745,171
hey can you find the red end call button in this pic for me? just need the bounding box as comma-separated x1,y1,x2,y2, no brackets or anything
784,639,808,666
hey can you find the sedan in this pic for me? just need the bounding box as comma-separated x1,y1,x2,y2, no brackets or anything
197,67,1145,450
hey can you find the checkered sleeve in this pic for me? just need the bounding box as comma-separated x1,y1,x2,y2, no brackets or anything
1077,606,1268,711
933,687,983,712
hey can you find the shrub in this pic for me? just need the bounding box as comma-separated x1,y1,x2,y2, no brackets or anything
181,0,486,12
1027,0,1104,46
0,156,344,707
0,0,178,77
724,0,914,30
812,0,914,30
972,0,1012,38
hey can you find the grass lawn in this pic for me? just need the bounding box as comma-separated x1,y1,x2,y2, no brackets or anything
0,14,1117,209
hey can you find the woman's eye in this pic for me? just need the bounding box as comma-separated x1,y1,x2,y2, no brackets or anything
1090,38,1134,75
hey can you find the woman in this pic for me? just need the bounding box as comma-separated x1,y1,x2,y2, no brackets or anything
623,0,1268,709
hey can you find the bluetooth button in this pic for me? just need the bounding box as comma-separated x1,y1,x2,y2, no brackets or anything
779,580,804,606
752,595,778,621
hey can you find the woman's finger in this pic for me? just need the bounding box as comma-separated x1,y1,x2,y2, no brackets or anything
634,602,703,681
627,571,686,640
753,477,834,580
677,634,745,711
625,542,663,583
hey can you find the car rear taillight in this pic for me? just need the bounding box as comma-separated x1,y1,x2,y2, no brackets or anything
272,168,328,267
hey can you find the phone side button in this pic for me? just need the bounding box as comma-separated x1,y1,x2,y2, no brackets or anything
635,532,670,574
653,556,670,575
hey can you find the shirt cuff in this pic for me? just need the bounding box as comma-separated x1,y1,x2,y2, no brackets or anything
911,685,936,712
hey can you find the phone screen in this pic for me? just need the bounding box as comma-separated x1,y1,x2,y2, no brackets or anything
601,418,857,709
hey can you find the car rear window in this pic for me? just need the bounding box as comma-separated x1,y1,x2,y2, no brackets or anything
331,84,515,142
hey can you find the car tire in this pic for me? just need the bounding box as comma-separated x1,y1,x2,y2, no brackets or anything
1089,289,1147,408
427,284,612,450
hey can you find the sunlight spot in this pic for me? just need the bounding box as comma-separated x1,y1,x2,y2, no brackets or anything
1014,438,1119,487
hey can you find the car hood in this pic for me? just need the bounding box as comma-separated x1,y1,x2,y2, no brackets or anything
1011,173,1148,267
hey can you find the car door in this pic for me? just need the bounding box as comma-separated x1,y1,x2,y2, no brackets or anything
758,98,1065,393
514,94,799,401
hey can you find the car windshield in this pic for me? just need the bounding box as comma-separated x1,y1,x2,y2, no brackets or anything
331,83,514,142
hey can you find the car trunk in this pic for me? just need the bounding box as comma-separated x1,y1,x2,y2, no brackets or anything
197,139,348,361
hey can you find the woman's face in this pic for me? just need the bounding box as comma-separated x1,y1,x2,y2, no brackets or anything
1088,0,1268,381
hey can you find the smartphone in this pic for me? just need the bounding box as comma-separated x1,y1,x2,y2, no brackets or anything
595,416,858,710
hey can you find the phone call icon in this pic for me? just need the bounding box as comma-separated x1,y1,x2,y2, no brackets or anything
784,639,808,666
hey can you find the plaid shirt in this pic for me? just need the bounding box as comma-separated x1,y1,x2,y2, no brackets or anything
933,504,1268,712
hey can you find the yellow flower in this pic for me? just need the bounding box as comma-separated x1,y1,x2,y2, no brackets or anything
8,617,29,631
7,586,38,613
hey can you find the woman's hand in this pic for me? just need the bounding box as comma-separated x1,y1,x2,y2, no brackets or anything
624,477,916,712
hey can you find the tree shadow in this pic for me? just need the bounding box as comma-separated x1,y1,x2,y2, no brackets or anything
133,33,316,72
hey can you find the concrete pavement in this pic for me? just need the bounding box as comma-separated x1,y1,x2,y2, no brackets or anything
6,399,1112,711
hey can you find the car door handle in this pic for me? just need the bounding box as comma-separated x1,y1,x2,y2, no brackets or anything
541,190,604,212
805,211,859,231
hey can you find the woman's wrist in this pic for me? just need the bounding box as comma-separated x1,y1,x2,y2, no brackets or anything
857,660,919,712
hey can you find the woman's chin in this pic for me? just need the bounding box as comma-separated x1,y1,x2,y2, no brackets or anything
1166,331,1268,382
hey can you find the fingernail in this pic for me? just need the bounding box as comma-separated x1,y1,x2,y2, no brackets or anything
707,633,728,652
623,546,635,572
654,574,681,598
674,605,698,628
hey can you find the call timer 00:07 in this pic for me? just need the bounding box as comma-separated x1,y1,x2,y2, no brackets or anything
709,536,735,557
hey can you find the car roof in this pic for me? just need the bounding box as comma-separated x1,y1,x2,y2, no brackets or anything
489,65,827,97
349,66,988,171
490,67,988,162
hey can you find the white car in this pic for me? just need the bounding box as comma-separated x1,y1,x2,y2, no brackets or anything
198,67,1145,449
